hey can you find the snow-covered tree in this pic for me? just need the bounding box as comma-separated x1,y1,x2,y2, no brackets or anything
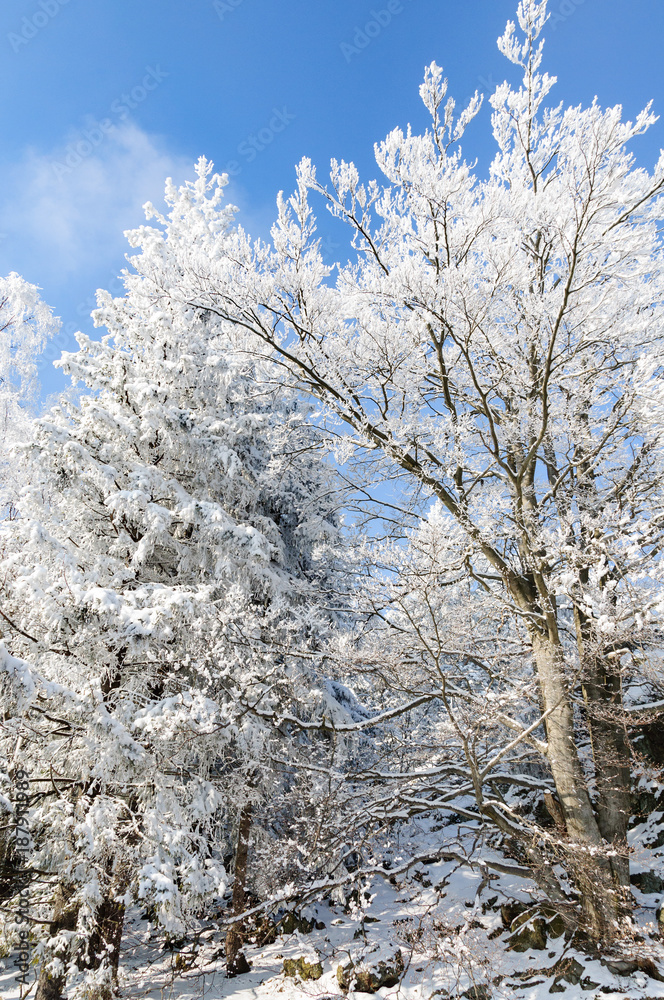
0,203,345,996
126,0,664,945
0,272,59,510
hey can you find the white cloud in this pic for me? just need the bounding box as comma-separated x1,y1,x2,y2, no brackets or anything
0,121,193,286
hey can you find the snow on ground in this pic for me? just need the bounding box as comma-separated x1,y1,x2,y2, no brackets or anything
3,836,664,1000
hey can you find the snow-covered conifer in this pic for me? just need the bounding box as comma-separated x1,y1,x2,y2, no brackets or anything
0,273,59,511
0,194,344,994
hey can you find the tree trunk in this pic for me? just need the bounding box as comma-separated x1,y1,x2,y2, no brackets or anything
570,414,632,912
85,893,126,997
530,630,627,940
530,631,599,840
583,672,631,869
35,884,79,1000
225,802,253,976
575,609,631,891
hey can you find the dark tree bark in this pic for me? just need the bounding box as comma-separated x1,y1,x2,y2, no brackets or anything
225,802,253,976
35,884,79,1000
576,609,632,887
85,892,126,996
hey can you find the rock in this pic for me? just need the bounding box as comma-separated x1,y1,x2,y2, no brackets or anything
283,956,323,981
631,870,664,895
279,910,315,935
603,958,640,976
631,719,664,765
546,913,566,939
602,956,664,981
507,912,548,952
550,957,585,989
336,950,404,993
631,785,664,848
227,950,251,976
500,901,528,927
548,958,599,992
462,987,491,999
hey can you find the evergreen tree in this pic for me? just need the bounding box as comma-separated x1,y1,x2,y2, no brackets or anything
0,200,343,995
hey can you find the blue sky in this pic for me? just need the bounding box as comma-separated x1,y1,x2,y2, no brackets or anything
1,0,663,397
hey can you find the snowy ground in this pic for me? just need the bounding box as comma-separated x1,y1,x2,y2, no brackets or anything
3,836,664,1000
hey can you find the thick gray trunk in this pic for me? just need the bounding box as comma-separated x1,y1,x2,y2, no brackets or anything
575,606,631,890
530,632,600,841
583,671,631,881
530,631,629,939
